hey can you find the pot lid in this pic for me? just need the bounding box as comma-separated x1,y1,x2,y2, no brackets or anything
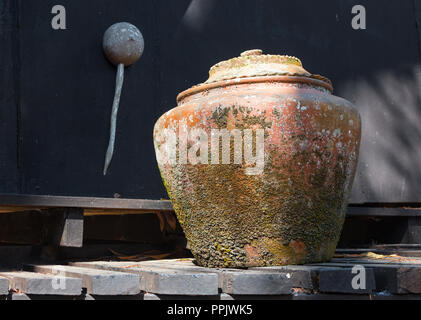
204,49,331,87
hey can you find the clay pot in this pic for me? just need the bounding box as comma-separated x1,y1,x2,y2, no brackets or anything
153,49,361,268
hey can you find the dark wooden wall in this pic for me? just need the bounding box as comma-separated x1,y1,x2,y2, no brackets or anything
1,0,421,203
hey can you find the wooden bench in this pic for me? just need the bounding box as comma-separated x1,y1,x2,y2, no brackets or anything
0,194,173,248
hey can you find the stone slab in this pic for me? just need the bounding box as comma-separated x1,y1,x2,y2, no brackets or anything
71,261,219,296
25,264,139,295
330,257,421,266
221,271,293,295
115,259,233,290
318,267,376,294
251,265,330,290
317,262,421,294
0,271,82,295
0,277,9,295
131,259,300,294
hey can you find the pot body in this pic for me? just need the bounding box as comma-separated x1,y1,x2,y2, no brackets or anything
154,77,361,268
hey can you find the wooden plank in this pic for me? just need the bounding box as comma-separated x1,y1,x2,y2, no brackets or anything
1,194,421,219
220,271,292,295
83,209,168,216
252,264,377,294
142,260,377,295
314,262,421,294
337,247,421,258
71,259,379,295
0,194,173,212
0,208,172,216
117,259,229,289
330,257,421,265
126,259,295,293
71,259,349,296
70,261,219,296
69,259,377,295
136,259,311,292
251,265,341,291
407,217,421,243
347,206,421,217
0,271,82,295
43,208,84,248
318,268,375,294
0,277,9,295
372,244,421,249
25,264,139,295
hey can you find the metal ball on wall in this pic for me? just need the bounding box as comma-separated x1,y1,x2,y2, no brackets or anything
102,22,144,175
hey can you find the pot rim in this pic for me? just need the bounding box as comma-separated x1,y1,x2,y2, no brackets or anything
176,75,334,103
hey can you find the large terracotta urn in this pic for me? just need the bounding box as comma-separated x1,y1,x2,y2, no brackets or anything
153,49,361,268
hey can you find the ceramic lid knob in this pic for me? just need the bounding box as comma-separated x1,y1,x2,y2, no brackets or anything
240,49,263,56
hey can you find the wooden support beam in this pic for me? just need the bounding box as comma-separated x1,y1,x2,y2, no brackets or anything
0,194,173,214
1,194,421,218
43,208,84,248
407,217,421,244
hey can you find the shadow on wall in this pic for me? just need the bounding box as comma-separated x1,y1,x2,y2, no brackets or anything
341,66,421,203
181,0,216,32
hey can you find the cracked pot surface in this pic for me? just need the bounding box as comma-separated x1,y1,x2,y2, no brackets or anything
153,50,361,268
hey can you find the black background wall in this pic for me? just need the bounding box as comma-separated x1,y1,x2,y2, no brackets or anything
1,0,421,202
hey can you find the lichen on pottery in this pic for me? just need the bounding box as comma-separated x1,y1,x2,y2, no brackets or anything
153,49,361,268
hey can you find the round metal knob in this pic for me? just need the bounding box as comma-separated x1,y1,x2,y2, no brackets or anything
103,22,144,66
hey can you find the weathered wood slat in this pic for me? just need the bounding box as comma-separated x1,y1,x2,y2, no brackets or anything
0,277,9,295
24,264,140,295
70,259,376,295
130,259,303,294
43,208,84,248
70,261,219,296
0,194,173,213
318,268,375,294
2,194,421,217
347,206,421,217
0,254,419,298
91,259,299,294
252,264,376,294
330,257,421,265
251,265,339,291
139,259,297,295
220,271,292,295
336,247,421,257
0,271,82,295
314,262,421,294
